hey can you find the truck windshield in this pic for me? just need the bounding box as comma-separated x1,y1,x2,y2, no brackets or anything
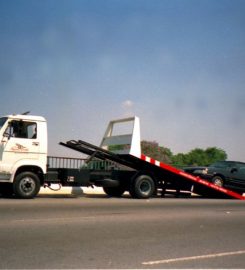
0,117,7,130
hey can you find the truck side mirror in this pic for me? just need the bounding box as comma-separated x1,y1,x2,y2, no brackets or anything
3,132,11,140
1,133,9,142
3,122,15,140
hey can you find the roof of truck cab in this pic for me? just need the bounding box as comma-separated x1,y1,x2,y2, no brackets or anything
5,114,46,122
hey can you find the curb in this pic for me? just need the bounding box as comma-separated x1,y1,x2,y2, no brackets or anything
39,184,104,196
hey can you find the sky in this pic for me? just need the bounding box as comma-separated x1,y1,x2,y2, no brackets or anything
1,0,245,161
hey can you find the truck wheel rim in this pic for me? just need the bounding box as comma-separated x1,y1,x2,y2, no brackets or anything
20,177,35,195
139,180,151,195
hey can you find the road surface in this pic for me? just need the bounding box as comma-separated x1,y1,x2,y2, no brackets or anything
0,195,244,268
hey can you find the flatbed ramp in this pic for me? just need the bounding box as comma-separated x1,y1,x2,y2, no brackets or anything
60,139,244,200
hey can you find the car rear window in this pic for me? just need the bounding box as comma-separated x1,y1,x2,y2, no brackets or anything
211,161,228,168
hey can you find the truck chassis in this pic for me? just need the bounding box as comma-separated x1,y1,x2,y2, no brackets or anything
0,115,244,200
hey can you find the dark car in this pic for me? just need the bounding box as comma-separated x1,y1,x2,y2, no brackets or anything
184,166,207,175
186,161,245,194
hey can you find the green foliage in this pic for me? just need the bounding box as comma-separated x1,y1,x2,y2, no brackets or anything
141,140,227,167
141,140,173,163
108,144,130,152
205,147,227,164
171,153,188,167
181,147,227,166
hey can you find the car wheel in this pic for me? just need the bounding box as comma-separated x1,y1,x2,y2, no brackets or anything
212,176,224,187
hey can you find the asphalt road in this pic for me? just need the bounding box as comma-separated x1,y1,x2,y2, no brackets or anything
0,194,245,269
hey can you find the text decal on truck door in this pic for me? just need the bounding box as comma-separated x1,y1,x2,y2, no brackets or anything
11,143,29,152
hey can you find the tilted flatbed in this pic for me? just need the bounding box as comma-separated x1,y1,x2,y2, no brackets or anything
59,116,244,200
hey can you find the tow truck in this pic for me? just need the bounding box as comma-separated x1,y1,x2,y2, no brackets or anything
0,113,244,200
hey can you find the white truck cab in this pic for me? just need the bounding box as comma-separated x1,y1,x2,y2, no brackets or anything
0,114,47,198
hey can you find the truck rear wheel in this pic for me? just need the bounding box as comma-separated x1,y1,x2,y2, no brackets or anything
13,172,40,199
130,175,155,199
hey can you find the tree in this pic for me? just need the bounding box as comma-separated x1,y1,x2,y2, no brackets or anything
141,140,227,167
205,147,227,164
173,147,227,167
141,140,173,163
172,153,188,167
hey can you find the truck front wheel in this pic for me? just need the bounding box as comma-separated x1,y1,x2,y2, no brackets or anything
13,172,40,199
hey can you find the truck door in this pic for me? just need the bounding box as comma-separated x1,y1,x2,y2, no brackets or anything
0,120,40,175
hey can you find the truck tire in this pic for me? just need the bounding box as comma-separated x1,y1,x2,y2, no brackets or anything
212,176,224,187
130,175,155,199
13,172,41,199
103,186,125,197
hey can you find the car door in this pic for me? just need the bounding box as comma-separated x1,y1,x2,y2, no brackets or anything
229,164,245,191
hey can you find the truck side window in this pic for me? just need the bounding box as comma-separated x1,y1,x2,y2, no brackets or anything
6,121,37,139
28,123,37,139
